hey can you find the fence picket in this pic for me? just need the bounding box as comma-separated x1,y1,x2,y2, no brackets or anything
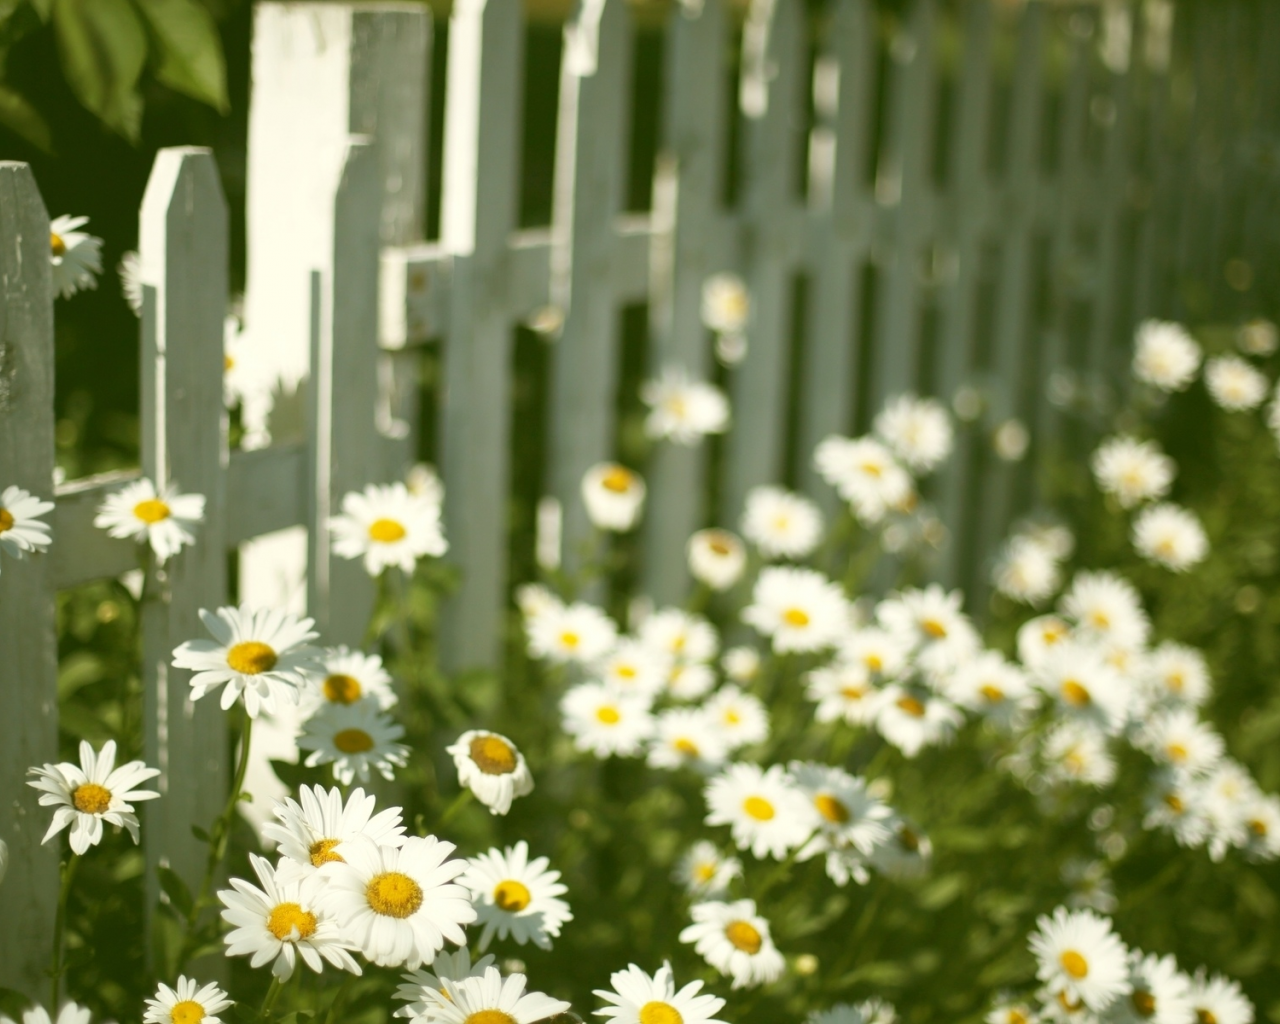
0,162,59,998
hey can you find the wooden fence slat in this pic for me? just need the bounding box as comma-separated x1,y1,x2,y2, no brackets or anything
1131,0,1175,323
138,148,231,909
723,0,809,520
641,0,729,605
0,162,59,998
549,0,634,568
438,0,525,670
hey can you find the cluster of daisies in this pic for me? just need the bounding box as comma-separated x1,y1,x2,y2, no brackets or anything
986,905,1253,1024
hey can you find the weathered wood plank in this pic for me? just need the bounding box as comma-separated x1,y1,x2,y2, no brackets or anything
0,162,59,998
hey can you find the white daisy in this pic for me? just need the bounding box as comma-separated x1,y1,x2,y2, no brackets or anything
702,272,750,335
1187,971,1253,1024
263,784,406,875
1143,771,1212,849
704,762,815,860
142,978,232,1024
869,818,932,879
638,607,718,664
642,366,730,445
1135,709,1224,776
665,661,718,701
946,651,1032,725
806,662,881,726
596,960,729,1024
94,477,205,563
1030,907,1131,1012
561,682,654,757
674,841,741,897
1034,641,1131,735
1241,793,1280,862
839,627,910,681
393,950,496,1019
516,582,563,624
445,730,534,815
118,249,143,313
742,566,848,653
414,966,570,1024
595,639,671,700
993,418,1031,462
329,481,447,575
741,486,824,560
876,584,973,650
688,528,748,591
1205,355,1267,411
1042,722,1117,789
1107,952,1193,1024
1017,615,1074,671
1132,320,1201,392
679,899,785,989
993,535,1062,605
1133,504,1208,572
461,841,573,950
986,1002,1040,1024
874,685,962,758
1060,572,1150,651
1238,318,1278,355
528,601,619,664
27,740,161,854
303,646,397,713
172,605,320,718
648,707,731,770
722,646,761,684
218,852,360,980
319,835,476,969
581,462,647,531
221,312,270,412
49,215,102,299
297,699,410,785
1145,643,1210,708
1091,437,1175,509
704,686,769,750
874,394,953,473
1199,760,1258,861
791,761,892,884
814,435,913,525
0,1005,91,1024
0,484,54,569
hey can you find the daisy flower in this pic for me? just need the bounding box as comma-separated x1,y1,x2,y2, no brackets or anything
704,762,815,860
874,394,953,473
263,784,406,875
142,978,232,1024
1029,907,1131,1012
218,852,360,980
172,605,319,718
869,818,932,879
993,535,1061,605
722,646,761,684
946,651,1032,725
118,250,143,312
527,601,619,664
1238,318,1278,355
639,607,718,664
1145,643,1210,707
1132,320,1201,392
1187,971,1253,1024
642,366,730,445
985,1002,1039,1024
648,707,731,770
516,582,563,623
741,486,823,560
877,584,973,650
814,435,913,525
1241,794,1280,862
320,835,475,969
742,566,848,653
805,662,881,726
461,840,573,950
1132,504,1208,571
688,529,747,591
446,730,534,815
1143,772,1212,849
1199,760,1258,861
1205,355,1267,411
1034,642,1131,735
581,462,646,531
28,740,160,854
1108,952,1193,1024
297,699,410,785
1017,615,1073,671
561,683,654,757
839,627,910,681
49,215,102,299
304,646,397,713
702,272,750,335
704,686,769,749
674,841,741,897
791,761,892,884
1090,437,1175,509
0,1006,91,1024
1135,709,1224,776
329,481,447,575
1060,572,1150,651
680,899,785,989
414,966,570,1024
595,639,671,700
394,950,495,1018
94,477,205,563
874,685,962,758
993,418,1030,462
596,960,728,1024
1041,722,1117,789
0,484,54,569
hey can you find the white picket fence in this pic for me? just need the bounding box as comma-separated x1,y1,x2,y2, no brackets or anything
3,0,1273,996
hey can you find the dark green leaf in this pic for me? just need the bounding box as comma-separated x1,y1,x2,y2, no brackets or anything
50,0,145,139
189,824,210,843
270,758,314,793
156,864,194,917
130,0,226,111
0,85,51,150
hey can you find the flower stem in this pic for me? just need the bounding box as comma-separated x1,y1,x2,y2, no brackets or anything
320,975,356,1024
436,788,473,830
50,851,79,1013
257,977,283,1023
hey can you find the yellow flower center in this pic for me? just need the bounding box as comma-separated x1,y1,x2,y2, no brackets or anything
469,735,518,775
896,696,926,717
743,796,775,821
225,354,235,372
601,466,635,493
1060,680,1091,707
782,607,810,627
333,728,375,754
596,705,621,724
365,871,424,918
72,782,112,814
616,664,637,680
170,1001,205,1024
694,862,716,882
1163,793,1184,814
0,508,15,533
493,879,532,912
724,709,741,725
1197,1011,1218,1024
899,826,920,851
323,673,363,704
133,498,172,524
368,518,407,543
861,461,883,478
1058,992,1084,1013
840,685,867,700
922,618,947,638
1166,672,1185,693
674,737,699,756
1008,1011,1029,1024
707,535,734,556
724,919,763,954
814,793,850,823
1060,950,1089,979
1132,991,1156,1018
979,684,1004,703
226,641,278,675
1249,817,1268,837
1089,610,1111,630
560,630,581,649
639,1003,684,1024
463,1013,516,1024
267,901,318,940
309,838,344,866
51,232,66,257
865,653,884,672
1167,742,1188,762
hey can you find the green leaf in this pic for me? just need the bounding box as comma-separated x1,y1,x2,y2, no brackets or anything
190,823,210,844
0,85,51,150
156,865,194,917
51,0,145,140
131,0,226,112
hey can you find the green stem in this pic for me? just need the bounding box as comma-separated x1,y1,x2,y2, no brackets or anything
257,977,283,1023
437,788,473,830
320,975,356,1024
753,832,813,904
50,851,79,1013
